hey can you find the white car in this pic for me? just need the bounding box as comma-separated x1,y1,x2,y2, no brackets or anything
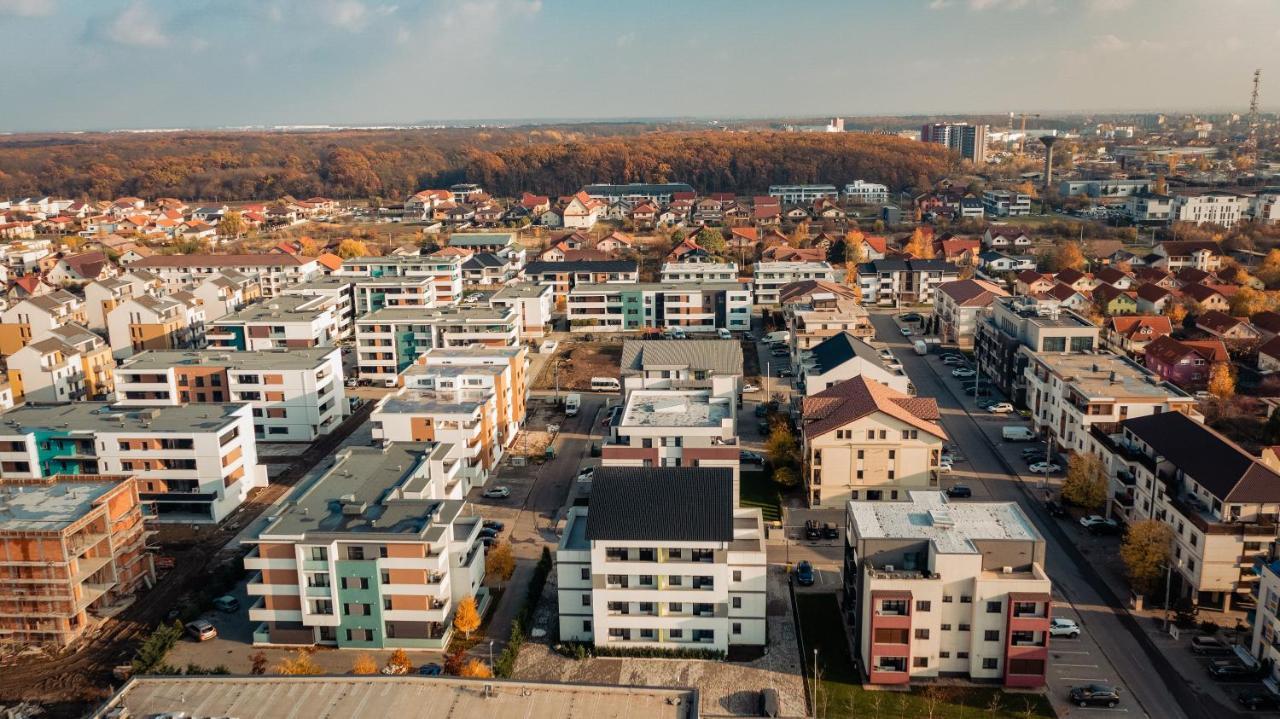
899,327,913,337
575,467,595,483
951,368,976,378
1029,462,1062,474
1049,618,1081,638
937,462,953,473
986,402,1015,414
742,383,760,393
482,486,511,499
1078,515,1110,528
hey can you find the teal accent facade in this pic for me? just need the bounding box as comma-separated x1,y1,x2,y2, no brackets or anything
334,560,385,648
621,291,645,330
33,429,92,475
394,330,421,372
223,326,247,351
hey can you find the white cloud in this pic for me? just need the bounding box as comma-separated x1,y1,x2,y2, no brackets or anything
322,0,369,29
927,0,954,8
967,0,1031,10
1084,0,1133,15
0,0,54,16
1092,33,1128,52
103,1,171,48
615,32,635,48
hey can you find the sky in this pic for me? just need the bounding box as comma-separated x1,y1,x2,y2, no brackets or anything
0,0,1275,132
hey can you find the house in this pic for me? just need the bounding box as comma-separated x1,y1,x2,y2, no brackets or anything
46,251,114,285
934,279,1009,348
1104,315,1172,358
982,229,1032,250
798,332,911,396
1053,268,1095,293
800,375,944,508
1092,283,1137,316
934,235,981,265
1135,283,1175,315
1259,336,1280,373
1014,271,1054,296
1134,267,1176,288
1094,266,1134,290
595,231,634,254
1196,310,1260,341
1180,283,1231,313
1174,267,1214,287
628,202,657,228
854,234,888,261
1250,311,1280,341
1151,240,1225,272
666,237,710,263
562,191,606,229
1144,335,1228,390
1037,283,1090,312
977,251,1036,274
518,192,550,215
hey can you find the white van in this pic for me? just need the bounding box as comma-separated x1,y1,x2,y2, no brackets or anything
590,377,621,392
764,331,789,345
1002,426,1036,442
717,328,733,340
564,393,582,416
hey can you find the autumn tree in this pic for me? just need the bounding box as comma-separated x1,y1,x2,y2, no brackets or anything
336,239,371,259
902,228,933,258
486,541,516,588
453,596,481,640
459,658,493,678
1208,362,1236,400
351,653,378,675
772,466,799,489
385,648,413,674
1053,241,1087,272
297,236,322,256
273,649,323,675
443,645,467,675
1259,249,1280,289
844,231,864,266
694,226,725,255
1061,452,1108,511
1230,286,1271,317
217,210,245,238
1165,300,1189,325
1120,520,1173,596
765,421,799,469
249,652,268,675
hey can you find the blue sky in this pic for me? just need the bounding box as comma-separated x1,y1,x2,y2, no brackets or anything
0,0,1275,131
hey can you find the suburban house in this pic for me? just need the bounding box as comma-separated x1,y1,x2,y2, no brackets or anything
1103,315,1173,358
1143,335,1229,390
1196,310,1260,342
798,332,911,396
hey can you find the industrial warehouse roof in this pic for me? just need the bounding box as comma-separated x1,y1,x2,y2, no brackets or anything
586,468,734,542
91,676,698,719
620,339,743,376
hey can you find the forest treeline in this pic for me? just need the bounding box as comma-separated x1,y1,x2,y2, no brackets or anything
0,127,954,202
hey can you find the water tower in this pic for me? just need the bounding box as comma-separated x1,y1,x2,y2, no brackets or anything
1039,135,1059,194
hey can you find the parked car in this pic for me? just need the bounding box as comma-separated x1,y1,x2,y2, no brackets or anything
1044,500,1067,518
1209,661,1257,681
757,420,771,434
575,467,595,483
942,355,966,365
945,485,972,499
479,527,499,539
899,313,923,323
822,523,839,540
212,595,239,613
937,461,953,473
962,385,991,397
1069,684,1120,708
1191,635,1233,656
740,450,764,464
482,486,511,499
778,368,794,378
951,368,976,378
1237,690,1280,711
899,327,913,336
755,404,769,417
804,520,822,540
1049,617,1081,638
1029,462,1062,474
743,383,760,393
986,402,1015,414
418,663,443,676
795,561,815,586
186,619,217,642
482,519,505,531
1078,515,1113,529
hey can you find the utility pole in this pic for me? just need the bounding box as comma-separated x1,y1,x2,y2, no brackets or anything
811,648,819,715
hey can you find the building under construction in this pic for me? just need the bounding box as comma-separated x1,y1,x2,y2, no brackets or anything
0,474,153,648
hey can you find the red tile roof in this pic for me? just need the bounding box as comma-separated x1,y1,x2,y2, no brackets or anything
802,375,945,440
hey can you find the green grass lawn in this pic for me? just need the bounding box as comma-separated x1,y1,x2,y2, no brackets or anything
795,593,1057,719
739,469,782,522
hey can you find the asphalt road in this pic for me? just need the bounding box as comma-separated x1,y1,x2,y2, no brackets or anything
867,310,1189,719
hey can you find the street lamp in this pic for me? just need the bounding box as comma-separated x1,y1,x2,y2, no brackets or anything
489,639,495,669
811,648,819,714
1163,558,1183,632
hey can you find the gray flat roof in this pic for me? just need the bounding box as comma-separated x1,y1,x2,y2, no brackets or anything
377,389,485,416
569,281,745,293
0,477,124,533
119,347,337,371
493,283,551,299
849,491,1041,554
621,390,731,428
1032,352,1190,400
357,306,512,322
0,403,245,435
92,676,698,719
214,295,329,323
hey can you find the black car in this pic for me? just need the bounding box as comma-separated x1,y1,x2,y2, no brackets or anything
804,520,822,540
1088,521,1122,536
754,404,769,417
900,313,923,323
1209,662,1257,681
821,523,839,540
795,561,815,586
945,485,972,499
482,519,505,531
1238,690,1280,711
1044,500,1067,518
1069,684,1120,708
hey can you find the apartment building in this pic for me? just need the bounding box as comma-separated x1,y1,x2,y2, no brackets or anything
556,469,766,653
354,305,519,385
280,278,356,339
105,293,206,359
1250,562,1280,689
619,340,742,400
981,191,1031,217
974,296,1099,404
191,270,263,322
130,254,320,296
779,280,872,349
934,279,1009,349
921,123,988,163
7,324,115,403
490,283,553,339
113,347,347,442
1059,178,1155,197
521,260,639,307
244,443,485,649
856,260,960,307
799,332,911,396
1089,412,1280,611
0,475,153,647
753,262,837,305
338,254,465,305
207,295,339,352
1022,351,1199,453
567,282,752,334
767,184,839,204
405,346,527,434
1171,192,1249,228
1123,194,1175,225
83,277,141,331
602,390,739,501
0,402,267,523
659,262,739,283
582,183,695,204
844,180,890,204
802,376,944,508
844,491,1051,687
0,291,88,356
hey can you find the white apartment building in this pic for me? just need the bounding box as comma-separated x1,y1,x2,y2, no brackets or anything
1251,562,1280,691
844,180,889,204
1022,351,1200,453
370,388,500,489
1172,192,1249,227
6,324,115,404
659,262,739,283
556,469,766,653
981,191,1032,217
279,278,356,339
191,270,262,322
934,279,1008,349
619,340,742,401
1123,194,1175,224
779,281,873,352
129,254,320,296
753,262,837,305
338,254,465,305
1251,191,1280,226
83,277,139,331
0,291,88,356
856,259,960,307
113,347,347,442
768,184,839,204
105,293,207,359
0,402,267,523
490,283,553,339
844,491,1052,688
354,305,520,385
207,295,340,352
566,283,751,334
244,443,485,649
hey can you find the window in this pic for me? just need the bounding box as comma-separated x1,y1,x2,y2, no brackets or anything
732,596,742,609
380,571,390,585
732,622,742,635
984,630,1000,642
915,600,931,612
958,623,971,631
347,546,364,561
902,430,918,440
939,651,951,659
1009,658,1045,675
581,594,590,607
873,628,909,644
960,595,972,603
941,623,952,631
957,651,969,659
888,450,896,460
913,657,929,668
867,430,875,440
382,597,392,610
670,602,683,613
308,547,328,561
580,567,590,580
879,430,887,439
942,594,953,603
857,450,864,460
732,570,742,582
986,601,1002,614
378,546,388,559
914,628,930,640
982,658,999,670
670,629,683,639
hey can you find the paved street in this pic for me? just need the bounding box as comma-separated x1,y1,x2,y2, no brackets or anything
865,309,1202,719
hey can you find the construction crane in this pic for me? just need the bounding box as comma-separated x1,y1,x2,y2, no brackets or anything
1016,113,1041,156
1244,69,1262,168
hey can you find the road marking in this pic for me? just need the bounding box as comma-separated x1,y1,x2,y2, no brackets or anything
1069,709,1129,714
1060,677,1111,682
1054,663,1099,668
1052,650,1092,655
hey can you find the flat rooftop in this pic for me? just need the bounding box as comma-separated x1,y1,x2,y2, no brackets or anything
849,491,1041,554
0,477,126,533
214,295,330,323
620,390,731,428
358,306,512,322
492,283,551,299
422,346,523,360
260,443,460,539
1031,352,1190,400
755,261,835,272
403,363,504,380
377,388,486,416
0,403,245,435
119,347,337,371
996,297,1095,329
570,281,744,294
92,676,698,719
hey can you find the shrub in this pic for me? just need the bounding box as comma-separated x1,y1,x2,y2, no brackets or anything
131,621,184,675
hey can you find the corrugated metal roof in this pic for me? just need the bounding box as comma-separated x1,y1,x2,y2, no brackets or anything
620,340,743,375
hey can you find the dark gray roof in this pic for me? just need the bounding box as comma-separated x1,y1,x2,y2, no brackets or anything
620,339,744,376
586,468,734,542
1121,413,1280,503
808,332,890,374
857,259,959,274
524,260,637,275
462,253,506,269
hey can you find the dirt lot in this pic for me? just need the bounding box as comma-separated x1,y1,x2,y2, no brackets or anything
532,341,622,391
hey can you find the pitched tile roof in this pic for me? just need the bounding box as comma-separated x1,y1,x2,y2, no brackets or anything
1196,309,1243,335
1260,335,1280,360
1145,335,1227,366
1121,412,1280,503
1108,315,1172,340
802,375,945,440
1251,311,1280,335
1136,283,1172,302
585,468,734,542
777,279,858,305
1180,283,1224,303
936,279,1008,307
315,253,343,271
